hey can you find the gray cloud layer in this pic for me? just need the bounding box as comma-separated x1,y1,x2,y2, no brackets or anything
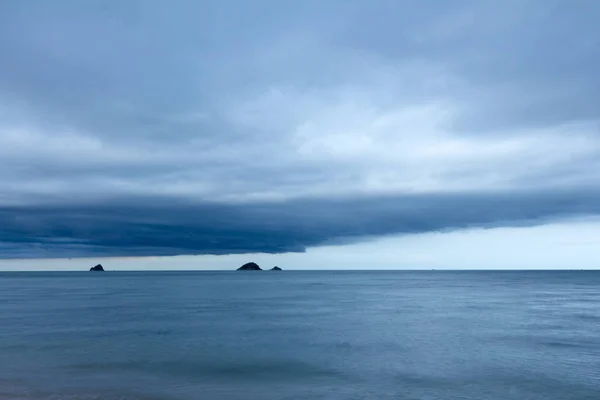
1,0,599,258
1,187,599,259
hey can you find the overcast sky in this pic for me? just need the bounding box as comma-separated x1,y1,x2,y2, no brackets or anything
1,1,599,270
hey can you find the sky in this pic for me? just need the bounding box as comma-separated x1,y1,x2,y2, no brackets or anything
1,0,599,270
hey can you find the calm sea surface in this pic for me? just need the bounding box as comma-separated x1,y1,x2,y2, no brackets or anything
0,271,599,400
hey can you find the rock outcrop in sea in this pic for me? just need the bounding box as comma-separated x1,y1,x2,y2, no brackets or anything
270,266,282,271
90,264,105,272
237,262,262,271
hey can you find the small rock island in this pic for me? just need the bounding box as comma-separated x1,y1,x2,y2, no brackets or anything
237,262,283,271
90,264,105,272
237,262,262,271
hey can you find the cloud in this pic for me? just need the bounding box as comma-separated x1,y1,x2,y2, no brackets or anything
0,1,599,258
1,187,600,259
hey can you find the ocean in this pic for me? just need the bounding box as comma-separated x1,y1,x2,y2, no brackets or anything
0,271,598,400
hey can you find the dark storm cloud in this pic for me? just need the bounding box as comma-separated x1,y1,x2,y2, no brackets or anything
1,187,598,259
1,1,599,258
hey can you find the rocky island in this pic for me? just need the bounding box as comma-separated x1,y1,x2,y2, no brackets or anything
237,262,283,271
237,262,262,271
90,264,105,272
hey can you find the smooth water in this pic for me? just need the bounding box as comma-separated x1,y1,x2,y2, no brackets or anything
0,271,599,400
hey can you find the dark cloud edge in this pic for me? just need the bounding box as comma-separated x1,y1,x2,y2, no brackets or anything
1,186,598,259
